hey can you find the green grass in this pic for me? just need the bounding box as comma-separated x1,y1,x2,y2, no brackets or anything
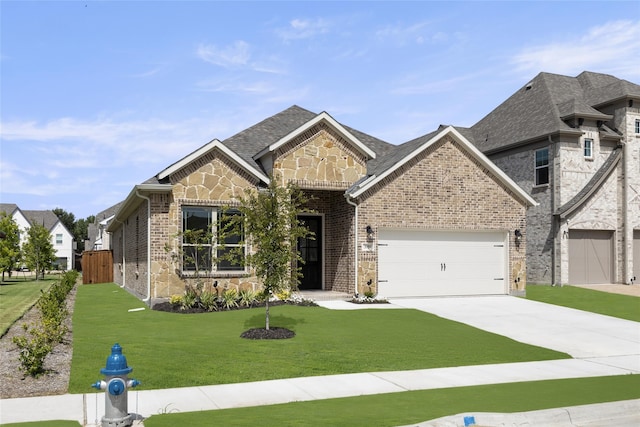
0,276,57,336
69,284,568,393
526,285,640,322
143,375,640,426
2,422,80,427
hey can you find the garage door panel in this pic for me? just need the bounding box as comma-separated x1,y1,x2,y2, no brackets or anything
569,230,613,284
378,230,507,297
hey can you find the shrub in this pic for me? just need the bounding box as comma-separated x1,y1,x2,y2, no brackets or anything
275,289,291,301
220,288,239,310
12,270,76,376
200,290,218,312
169,294,183,306
239,289,257,307
12,325,53,377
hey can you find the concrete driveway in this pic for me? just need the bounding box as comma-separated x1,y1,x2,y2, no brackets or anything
390,296,640,369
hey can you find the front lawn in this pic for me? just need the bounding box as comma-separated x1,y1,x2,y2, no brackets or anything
526,285,640,322
143,375,640,426
69,284,568,393
0,276,57,336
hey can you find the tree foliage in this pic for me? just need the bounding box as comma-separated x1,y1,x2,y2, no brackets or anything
0,212,21,281
22,222,56,280
223,177,313,330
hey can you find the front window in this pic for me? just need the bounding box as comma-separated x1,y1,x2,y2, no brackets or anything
181,206,244,273
535,148,549,186
584,138,593,159
55,234,63,245
635,119,640,134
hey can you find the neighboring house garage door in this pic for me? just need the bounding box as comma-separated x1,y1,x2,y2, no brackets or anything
568,230,614,284
377,230,508,297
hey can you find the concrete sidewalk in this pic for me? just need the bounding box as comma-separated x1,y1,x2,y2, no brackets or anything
1,296,639,426
2,358,638,425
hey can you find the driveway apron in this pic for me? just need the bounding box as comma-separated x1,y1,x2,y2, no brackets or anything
389,296,640,363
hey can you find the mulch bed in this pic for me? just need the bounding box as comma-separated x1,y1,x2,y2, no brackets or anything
240,327,295,339
152,300,311,340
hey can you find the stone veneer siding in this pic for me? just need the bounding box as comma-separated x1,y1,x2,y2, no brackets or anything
355,136,528,295
154,150,263,298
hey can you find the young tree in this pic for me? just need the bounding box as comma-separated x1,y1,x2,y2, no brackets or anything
224,177,313,330
22,222,56,280
0,212,21,281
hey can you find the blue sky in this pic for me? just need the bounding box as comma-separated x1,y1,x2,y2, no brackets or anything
1,1,639,220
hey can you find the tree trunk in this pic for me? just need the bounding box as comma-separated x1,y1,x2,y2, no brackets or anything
265,298,270,330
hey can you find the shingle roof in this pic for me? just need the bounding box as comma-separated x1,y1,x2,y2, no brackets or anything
471,71,639,153
21,210,60,232
145,105,395,184
0,203,18,215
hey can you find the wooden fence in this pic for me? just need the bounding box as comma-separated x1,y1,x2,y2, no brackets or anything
81,250,113,284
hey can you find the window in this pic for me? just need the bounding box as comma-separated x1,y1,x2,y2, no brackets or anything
182,206,244,272
535,148,549,186
55,234,63,245
635,119,640,134
584,138,593,159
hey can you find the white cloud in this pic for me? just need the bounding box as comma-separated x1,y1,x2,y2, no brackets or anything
375,21,440,46
276,18,331,41
196,41,251,67
512,20,640,78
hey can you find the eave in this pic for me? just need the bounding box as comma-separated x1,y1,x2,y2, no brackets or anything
106,184,171,233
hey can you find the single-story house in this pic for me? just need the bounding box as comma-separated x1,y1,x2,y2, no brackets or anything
107,106,536,302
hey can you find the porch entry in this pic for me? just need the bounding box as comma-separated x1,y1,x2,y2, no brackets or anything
297,215,323,290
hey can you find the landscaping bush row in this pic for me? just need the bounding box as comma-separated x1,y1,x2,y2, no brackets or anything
12,270,78,377
160,283,316,313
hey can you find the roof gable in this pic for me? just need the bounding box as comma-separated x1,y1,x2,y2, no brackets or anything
348,126,537,207
253,111,377,162
157,138,269,183
21,210,62,232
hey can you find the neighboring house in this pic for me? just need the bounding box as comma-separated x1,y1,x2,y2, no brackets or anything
0,203,75,270
107,106,535,302
469,71,640,285
86,202,123,251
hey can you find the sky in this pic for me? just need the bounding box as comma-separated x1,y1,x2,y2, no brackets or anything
1,1,639,220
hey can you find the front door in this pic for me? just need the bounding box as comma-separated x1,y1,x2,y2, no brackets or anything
297,216,322,290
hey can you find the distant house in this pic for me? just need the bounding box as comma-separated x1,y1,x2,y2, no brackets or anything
107,106,535,303
469,71,640,285
86,202,122,251
0,203,75,271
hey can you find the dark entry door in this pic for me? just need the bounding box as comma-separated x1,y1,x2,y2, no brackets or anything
297,216,322,290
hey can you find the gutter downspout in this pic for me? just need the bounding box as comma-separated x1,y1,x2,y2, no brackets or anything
112,218,126,289
622,141,630,284
548,135,557,286
344,194,359,297
136,190,152,305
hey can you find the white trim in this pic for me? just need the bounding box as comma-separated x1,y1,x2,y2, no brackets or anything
350,126,538,207
158,139,269,183
253,112,377,160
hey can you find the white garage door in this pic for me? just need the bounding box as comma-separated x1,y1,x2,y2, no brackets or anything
378,230,508,297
